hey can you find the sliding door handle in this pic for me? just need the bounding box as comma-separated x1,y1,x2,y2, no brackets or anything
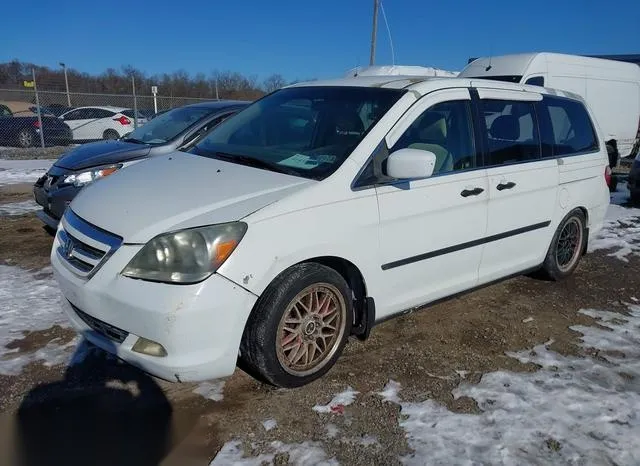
497,181,516,191
460,187,484,197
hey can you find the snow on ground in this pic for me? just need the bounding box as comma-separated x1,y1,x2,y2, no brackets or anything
0,159,55,186
211,440,338,466
312,386,359,414
0,265,76,375
0,199,40,216
378,304,640,466
262,419,277,431
192,380,225,401
377,379,402,403
588,182,640,261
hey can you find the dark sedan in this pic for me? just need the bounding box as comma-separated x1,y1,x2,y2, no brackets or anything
33,100,249,230
0,108,72,147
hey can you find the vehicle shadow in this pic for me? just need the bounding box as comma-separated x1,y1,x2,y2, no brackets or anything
14,333,174,466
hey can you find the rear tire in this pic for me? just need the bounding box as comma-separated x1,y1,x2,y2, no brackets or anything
539,209,586,281
17,129,35,148
103,129,119,140
239,263,353,388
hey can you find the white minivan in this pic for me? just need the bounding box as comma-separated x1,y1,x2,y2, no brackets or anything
459,53,640,166
51,76,610,388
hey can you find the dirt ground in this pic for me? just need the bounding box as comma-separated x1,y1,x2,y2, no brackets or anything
0,182,638,466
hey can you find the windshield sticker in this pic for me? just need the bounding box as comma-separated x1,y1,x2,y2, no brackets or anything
279,154,336,169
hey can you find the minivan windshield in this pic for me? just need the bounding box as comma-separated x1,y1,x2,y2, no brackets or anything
192,86,405,180
123,106,214,145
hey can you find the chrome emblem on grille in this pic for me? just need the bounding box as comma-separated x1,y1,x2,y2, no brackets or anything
62,236,74,259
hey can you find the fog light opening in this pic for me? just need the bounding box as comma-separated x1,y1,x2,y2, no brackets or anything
132,337,167,357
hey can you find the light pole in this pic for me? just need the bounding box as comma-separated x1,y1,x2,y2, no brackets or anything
59,62,71,107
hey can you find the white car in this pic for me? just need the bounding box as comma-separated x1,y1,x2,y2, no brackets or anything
59,106,148,141
51,76,610,388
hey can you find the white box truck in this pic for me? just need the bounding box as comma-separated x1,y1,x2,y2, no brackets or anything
460,53,640,171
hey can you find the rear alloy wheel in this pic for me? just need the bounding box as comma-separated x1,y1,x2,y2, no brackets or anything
540,209,586,280
555,217,583,273
239,263,352,388
17,129,35,148
103,129,119,140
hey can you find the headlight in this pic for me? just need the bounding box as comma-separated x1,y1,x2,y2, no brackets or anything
121,222,247,284
63,165,121,187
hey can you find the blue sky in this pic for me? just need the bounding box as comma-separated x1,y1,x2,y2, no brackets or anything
2,0,639,81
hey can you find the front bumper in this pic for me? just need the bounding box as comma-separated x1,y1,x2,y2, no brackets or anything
51,231,258,382
33,179,81,227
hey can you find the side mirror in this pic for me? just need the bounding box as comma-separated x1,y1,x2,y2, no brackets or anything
386,148,436,179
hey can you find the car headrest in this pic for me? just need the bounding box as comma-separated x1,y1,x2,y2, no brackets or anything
332,111,364,135
489,115,520,141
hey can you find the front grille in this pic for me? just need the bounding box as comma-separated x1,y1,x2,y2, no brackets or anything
56,209,122,278
72,304,129,343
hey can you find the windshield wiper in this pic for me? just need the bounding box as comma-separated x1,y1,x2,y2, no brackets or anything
213,152,300,177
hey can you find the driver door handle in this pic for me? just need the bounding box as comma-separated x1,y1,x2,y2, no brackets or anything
497,181,516,191
460,187,484,197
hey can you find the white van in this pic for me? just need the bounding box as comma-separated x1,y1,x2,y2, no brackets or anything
51,76,610,388
459,53,640,164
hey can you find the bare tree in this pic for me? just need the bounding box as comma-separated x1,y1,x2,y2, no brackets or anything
263,74,287,93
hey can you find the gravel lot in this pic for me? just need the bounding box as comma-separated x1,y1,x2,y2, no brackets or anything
1,173,639,466
0,146,71,160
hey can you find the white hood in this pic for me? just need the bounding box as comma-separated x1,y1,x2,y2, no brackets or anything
70,152,314,243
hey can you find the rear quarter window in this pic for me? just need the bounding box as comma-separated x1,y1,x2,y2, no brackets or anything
90,109,117,119
540,96,599,156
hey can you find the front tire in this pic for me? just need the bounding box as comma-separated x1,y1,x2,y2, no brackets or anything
540,209,586,281
239,263,353,388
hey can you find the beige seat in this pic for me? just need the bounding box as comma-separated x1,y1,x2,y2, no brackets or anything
407,113,453,174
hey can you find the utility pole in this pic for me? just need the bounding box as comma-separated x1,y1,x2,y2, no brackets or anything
32,69,45,148
369,0,379,66
131,75,138,129
59,62,71,106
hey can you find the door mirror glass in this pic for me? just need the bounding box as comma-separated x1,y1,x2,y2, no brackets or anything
386,148,436,179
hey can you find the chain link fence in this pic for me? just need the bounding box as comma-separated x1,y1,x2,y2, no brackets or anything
0,74,213,151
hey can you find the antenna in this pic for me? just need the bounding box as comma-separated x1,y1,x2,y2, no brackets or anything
379,1,395,65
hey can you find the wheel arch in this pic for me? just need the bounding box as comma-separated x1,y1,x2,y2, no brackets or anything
575,205,589,255
298,256,374,340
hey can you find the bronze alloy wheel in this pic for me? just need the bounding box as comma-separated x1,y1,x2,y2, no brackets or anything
276,283,347,377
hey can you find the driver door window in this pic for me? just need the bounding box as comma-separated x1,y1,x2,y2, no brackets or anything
62,109,84,120
390,100,477,175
